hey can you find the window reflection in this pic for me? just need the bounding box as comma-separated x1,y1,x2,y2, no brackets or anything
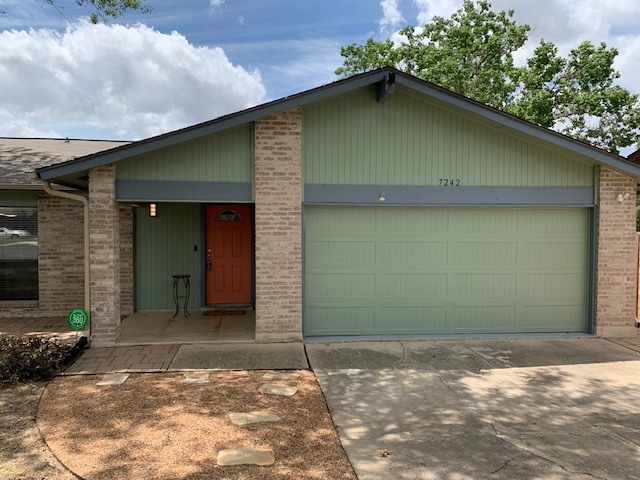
0,207,38,301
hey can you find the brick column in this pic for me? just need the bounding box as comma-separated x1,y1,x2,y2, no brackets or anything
89,164,121,346
254,108,303,342
119,204,134,317
595,167,638,337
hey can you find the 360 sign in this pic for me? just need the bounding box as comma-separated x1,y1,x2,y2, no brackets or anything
67,309,89,330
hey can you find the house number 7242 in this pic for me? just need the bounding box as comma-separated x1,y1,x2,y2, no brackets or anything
439,179,461,186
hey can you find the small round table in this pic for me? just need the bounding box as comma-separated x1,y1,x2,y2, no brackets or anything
172,274,191,317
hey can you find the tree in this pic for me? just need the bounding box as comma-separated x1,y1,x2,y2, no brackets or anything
73,0,152,23
511,40,640,152
336,0,640,154
1,0,152,24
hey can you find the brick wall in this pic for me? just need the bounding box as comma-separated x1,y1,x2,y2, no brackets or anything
89,164,121,346
0,195,84,318
254,108,303,342
595,167,638,337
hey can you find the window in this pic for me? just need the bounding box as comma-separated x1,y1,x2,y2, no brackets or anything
0,206,38,301
215,210,242,222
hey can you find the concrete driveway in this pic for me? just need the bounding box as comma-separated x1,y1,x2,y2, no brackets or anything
306,338,640,480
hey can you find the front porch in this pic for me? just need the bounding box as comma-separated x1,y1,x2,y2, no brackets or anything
117,309,255,345
0,310,256,346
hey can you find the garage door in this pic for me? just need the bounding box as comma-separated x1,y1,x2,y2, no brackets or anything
303,206,589,336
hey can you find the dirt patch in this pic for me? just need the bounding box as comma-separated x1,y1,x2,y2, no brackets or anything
0,382,75,479
37,371,357,480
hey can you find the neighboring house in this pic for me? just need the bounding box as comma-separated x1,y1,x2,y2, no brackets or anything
628,150,640,164
0,138,129,318
4,68,640,346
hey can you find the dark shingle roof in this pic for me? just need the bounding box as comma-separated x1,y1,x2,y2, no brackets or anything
0,137,129,187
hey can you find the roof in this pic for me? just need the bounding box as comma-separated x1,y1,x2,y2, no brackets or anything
0,137,129,188
35,67,640,187
627,150,640,165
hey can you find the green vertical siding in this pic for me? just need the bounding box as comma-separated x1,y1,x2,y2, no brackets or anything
118,125,252,182
134,203,202,309
304,206,589,336
303,86,594,187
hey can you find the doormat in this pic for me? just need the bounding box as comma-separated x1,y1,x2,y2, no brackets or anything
203,310,246,316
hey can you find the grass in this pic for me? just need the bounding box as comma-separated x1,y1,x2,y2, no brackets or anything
0,236,37,246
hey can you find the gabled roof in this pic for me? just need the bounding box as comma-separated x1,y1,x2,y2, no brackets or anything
1,137,129,189
35,67,640,188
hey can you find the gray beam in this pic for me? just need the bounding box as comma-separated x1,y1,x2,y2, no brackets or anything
115,180,252,202
304,184,595,206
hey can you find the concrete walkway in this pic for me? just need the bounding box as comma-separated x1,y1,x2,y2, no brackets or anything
0,316,78,344
64,342,309,374
307,338,640,480
64,344,181,374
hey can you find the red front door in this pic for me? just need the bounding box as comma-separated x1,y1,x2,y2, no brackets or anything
205,205,252,305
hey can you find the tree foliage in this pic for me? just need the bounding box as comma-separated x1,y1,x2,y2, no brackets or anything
336,0,640,154
2,0,153,23
512,40,640,151
76,0,152,24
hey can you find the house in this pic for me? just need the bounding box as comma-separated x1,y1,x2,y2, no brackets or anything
0,138,129,322
3,68,640,346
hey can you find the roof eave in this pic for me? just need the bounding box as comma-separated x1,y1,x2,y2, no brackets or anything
36,67,640,182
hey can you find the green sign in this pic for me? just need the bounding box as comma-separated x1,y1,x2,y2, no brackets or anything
67,308,89,330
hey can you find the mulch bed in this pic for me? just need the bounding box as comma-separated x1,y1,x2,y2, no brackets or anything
37,371,357,480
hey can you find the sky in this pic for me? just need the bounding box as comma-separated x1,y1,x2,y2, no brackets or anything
0,0,639,143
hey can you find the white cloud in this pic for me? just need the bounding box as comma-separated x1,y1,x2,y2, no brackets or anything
610,34,640,92
209,0,225,10
379,0,405,33
0,21,266,139
412,0,459,26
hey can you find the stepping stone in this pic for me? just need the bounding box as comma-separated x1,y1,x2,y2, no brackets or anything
184,372,210,384
259,384,298,397
217,448,275,466
229,411,281,426
96,373,130,386
263,372,300,380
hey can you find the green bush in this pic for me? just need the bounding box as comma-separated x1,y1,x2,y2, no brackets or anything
0,336,72,385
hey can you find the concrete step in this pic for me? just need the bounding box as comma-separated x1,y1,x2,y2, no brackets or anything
96,373,129,386
258,384,298,397
183,372,210,383
217,448,275,466
229,411,281,426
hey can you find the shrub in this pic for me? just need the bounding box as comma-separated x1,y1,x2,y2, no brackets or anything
0,336,72,385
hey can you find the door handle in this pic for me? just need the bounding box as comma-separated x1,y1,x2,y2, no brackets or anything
206,260,212,272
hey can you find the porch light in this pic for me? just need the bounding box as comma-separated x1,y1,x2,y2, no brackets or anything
149,203,158,217
379,193,386,202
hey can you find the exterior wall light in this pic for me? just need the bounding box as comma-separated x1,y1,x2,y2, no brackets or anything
149,203,158,217
616,192,630,203
379,193,386,202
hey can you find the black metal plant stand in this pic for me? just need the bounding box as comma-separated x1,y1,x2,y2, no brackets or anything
172,274,191,317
